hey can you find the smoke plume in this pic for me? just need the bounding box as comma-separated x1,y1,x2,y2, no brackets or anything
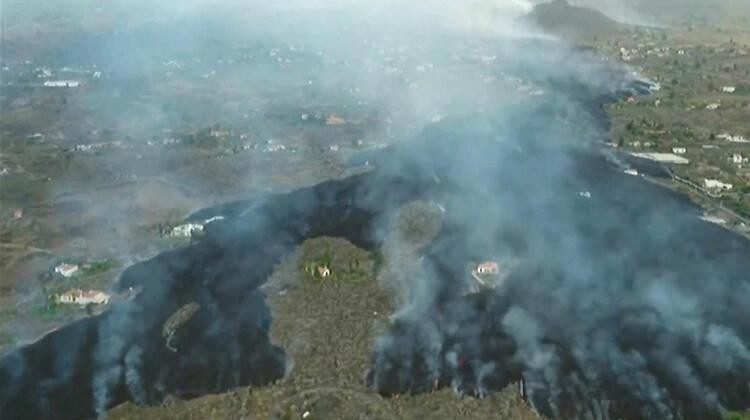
1,2,749,420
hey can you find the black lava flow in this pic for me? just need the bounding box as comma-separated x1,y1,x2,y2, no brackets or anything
2,80,749,420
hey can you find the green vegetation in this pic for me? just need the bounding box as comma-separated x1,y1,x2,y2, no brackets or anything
46,259,118,293
0,333,17,352
31,300,80,321
301,237,374,284
81,259,116,276
371,248,386,278
391,201,444,248
726,411,750,420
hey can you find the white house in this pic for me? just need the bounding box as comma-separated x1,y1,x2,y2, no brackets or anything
706,103,720,110
672,147,687,155
317,266,331,278
55,263,79,277
57,289,110,305
733,153,744,164
43,80,80,88
703,179,733,191
722,86,736,93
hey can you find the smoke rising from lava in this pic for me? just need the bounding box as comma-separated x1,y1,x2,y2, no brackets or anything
0,2,749,420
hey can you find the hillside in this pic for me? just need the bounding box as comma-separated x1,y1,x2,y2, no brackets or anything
521,0,627,41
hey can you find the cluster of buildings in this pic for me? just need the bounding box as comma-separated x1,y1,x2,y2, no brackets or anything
43,80,80,88
51,260,113,306
703,179,734,192
171,223,204,237
72,141,125,153
617,44,683,62
264,143,287,153
718,133,749,143
51,261,110,306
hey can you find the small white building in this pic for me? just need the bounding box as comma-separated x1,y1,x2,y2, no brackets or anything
56,289,109,305
733,153,744,164
703,179,733,191
317,266,331,278
476,262,500,275
171,223,203,237
43,80,80,88
722,86,736,93
55,263,79,278
672,147,687,155
706,103,720,110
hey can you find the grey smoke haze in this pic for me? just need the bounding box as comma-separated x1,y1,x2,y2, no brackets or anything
1,1,749,419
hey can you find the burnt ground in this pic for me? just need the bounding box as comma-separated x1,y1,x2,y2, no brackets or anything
108,237,538,420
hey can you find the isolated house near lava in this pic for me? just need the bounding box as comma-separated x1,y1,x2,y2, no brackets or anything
56,289,110,306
